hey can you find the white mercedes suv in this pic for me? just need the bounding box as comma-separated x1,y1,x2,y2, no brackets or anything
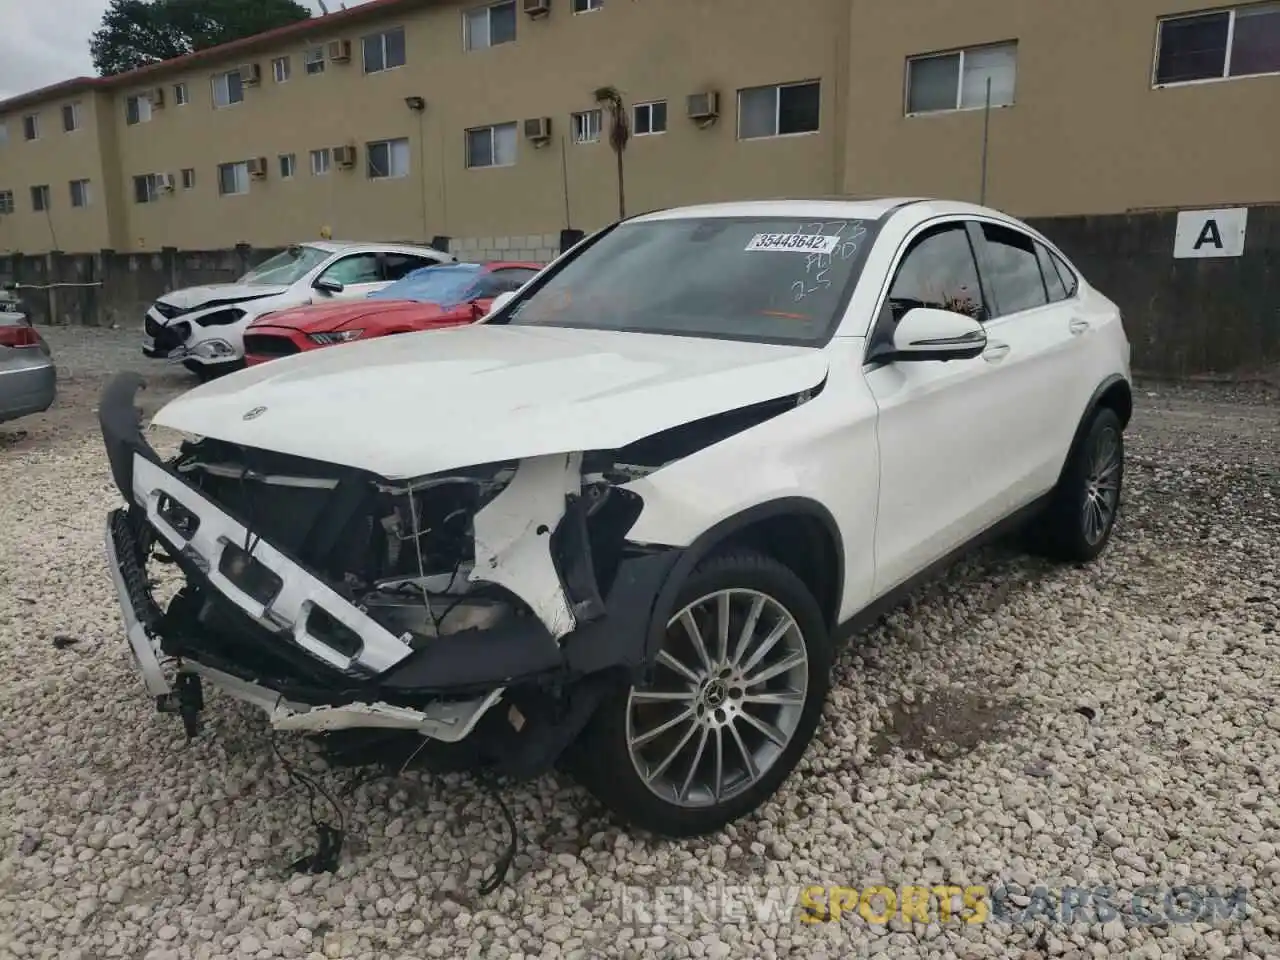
142,240,455,380
101,198,1131,839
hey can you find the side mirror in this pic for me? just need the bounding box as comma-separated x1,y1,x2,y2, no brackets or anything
875,307,987,363
483,291,516,318
314,277,344,294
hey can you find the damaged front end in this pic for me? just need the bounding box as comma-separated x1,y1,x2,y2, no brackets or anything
99,372,688,778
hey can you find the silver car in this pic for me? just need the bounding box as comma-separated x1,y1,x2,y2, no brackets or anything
0,288,56,425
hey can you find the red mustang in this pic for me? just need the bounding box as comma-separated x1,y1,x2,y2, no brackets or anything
242,260,542,366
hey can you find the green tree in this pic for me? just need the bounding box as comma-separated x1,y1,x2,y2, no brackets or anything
90,0,312,77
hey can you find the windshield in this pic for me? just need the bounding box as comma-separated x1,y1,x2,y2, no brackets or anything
498,215,883,345
239,245,332,285
366,264,482,305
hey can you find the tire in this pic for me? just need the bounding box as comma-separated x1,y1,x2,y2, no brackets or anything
1030,406,1124,563
569,549,833,838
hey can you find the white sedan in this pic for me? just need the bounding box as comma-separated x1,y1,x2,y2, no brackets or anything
141,240,455,380
100,197,1131,838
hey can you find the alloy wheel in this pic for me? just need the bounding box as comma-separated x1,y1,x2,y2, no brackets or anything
1082,425,1121,545
625,589,809,809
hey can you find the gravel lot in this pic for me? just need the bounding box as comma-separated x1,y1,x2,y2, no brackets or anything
2,326,1278,960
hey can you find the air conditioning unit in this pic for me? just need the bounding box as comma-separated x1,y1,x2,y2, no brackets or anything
524,117,552,142
240,63,262,86
327,40,352,63
523,0,551,16
159,173,176,192
247,156,269,179
149,87,165,108
333,144,357,168
687,90,721,121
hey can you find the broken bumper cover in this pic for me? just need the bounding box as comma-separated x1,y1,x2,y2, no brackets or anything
98,372,683,741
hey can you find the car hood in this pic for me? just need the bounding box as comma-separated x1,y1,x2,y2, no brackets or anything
151,324,830,479
253,299,459,334
158,282,291,312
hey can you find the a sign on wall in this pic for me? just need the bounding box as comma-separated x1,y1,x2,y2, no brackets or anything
1173,208,1248,259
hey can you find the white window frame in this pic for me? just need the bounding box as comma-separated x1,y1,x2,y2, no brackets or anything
465,123,517,169
464,1,517,51
1152,3,1280,87
904,42,1018,116
363,27,407,73
736,80,822,140
217,161,250,197
31,185,50,211
304,47,326,75
133,173,163,204
0,191,13,215
62,102,82,133
572,109,602,144
272,56,291,83
181,168,196,190
23,114,39,141
70,179,90,208
125,94,153,126
279,153,297,179
366,138,410,179
174,82,189,106
211,69,245,109
310,148,332,176
573,0,603,12
633,99,667,136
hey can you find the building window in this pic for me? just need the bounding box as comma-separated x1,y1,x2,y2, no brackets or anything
279,153,297,179
367,138,410,178
633,100,667,135
465,1,517,50
272,56,291,83
572,109,602,144
0,191,13,215
217,161,249,196
23,114,39,141
174,83,189,105
906,41,1017,114
181,168,195,189
310,148,332,175
212,69,245,108
133,173,164,204
125,94,153,125
573,0,603,11
465,122,517,168
0,123,7,145
31,185,50,211
364,27,406,73
737,81,820,139
304,47,326,75
62,103,81,132
1155,3,1280,84
70,179,91,207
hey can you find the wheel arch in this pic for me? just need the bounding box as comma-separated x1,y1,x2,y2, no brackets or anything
1056,374,1132,484
643,497,845,661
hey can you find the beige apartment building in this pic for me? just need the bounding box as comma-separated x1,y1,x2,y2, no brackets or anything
0,0,1276,257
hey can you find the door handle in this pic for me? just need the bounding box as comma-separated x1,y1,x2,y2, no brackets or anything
1069,318,1090,336
983,341,1010,362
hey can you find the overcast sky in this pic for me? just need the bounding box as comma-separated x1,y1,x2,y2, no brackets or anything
0,0,375,100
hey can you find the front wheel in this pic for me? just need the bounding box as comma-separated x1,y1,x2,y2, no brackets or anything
570,549,832,838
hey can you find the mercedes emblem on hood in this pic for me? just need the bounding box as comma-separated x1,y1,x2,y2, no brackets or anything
242,406,267,421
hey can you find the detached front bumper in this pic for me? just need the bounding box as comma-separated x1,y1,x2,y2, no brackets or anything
97,372,682,752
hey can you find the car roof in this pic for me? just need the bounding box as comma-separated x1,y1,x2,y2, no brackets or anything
295,240,450,256
627,197,1024,226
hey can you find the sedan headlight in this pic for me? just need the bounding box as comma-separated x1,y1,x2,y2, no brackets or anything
191,339,236,359
309,330,364,345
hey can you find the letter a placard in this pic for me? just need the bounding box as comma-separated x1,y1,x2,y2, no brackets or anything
1173,208,1248,259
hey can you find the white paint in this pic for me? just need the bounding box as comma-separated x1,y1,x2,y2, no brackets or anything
1173,208,1248,259
745,233,840,254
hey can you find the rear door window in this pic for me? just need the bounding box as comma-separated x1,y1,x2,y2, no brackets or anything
978,223,1050,317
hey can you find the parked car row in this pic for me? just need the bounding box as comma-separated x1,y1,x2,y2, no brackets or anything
103,198,1132,841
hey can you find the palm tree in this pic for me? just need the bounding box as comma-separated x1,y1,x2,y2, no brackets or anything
593,86,630,220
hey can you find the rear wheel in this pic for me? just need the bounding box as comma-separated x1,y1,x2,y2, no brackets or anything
570,550,832,837
1030,406,1124,562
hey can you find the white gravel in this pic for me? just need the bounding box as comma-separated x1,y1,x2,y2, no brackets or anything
2,328,1278,959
